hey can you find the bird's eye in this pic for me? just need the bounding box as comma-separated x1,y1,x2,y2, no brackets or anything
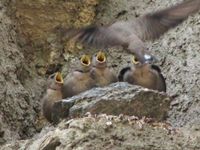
49,74,55,79
132,55,139,65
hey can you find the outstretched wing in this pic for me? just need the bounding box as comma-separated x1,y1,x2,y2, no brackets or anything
69,25,127,49
133,0,200,41
75,26,124,48
60,0,200,47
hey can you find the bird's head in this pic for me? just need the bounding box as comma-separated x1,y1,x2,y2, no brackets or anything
81,54,91,66
131,55,153,72
47,72,64,90
131,55,157,69
92,51,107,68
132,49,157,64
96,51,106,63
131,54,162,73
79,54,91,72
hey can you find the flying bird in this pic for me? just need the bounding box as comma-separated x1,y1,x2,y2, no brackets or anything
118,56,166,92
59,0,200,63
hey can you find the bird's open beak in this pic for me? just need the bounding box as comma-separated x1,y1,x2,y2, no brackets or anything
96,51,106,63
55,72,64,84
81,55,91,66
131,55,140,65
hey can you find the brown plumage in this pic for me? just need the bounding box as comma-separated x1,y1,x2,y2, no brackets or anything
42,72,64,122
90,51,118,87
118,56,166,92
59,0,200,63
62,55,96,98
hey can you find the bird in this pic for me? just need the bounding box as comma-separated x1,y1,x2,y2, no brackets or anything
42,72,64,122
62,54,96,98
118,55,166,92
90,51,118,87
58,0,200,63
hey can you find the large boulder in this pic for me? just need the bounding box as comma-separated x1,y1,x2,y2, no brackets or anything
52,83,170,123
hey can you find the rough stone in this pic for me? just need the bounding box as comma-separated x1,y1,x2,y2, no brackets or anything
55,82,171,122
1,114,200,150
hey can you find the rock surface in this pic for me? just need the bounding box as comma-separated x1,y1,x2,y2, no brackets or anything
0,0,200,148
95,0,200,127
11,0,100,76
52,83,170,123
0,0,100,144
0,0,45,143
1,114,200,150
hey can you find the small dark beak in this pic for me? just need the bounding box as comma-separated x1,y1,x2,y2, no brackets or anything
134,51,157,64
144,54,158,64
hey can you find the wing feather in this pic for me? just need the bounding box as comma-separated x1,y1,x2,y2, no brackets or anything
133,0,200,40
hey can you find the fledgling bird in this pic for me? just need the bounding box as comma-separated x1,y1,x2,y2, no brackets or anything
90,51,118,87
59,0,200,63
118,56,166,92
42,72,64,122
62,55,96,98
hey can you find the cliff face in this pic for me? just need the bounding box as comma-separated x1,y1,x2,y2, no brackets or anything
11,0,99,75
95,0,200,127
0,0,100,144
0,0,200,148
0,0,39,143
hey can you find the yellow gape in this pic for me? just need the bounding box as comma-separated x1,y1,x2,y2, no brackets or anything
96,51,106,63
131,55,140,65
81,55,91,66
55,72,64,84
